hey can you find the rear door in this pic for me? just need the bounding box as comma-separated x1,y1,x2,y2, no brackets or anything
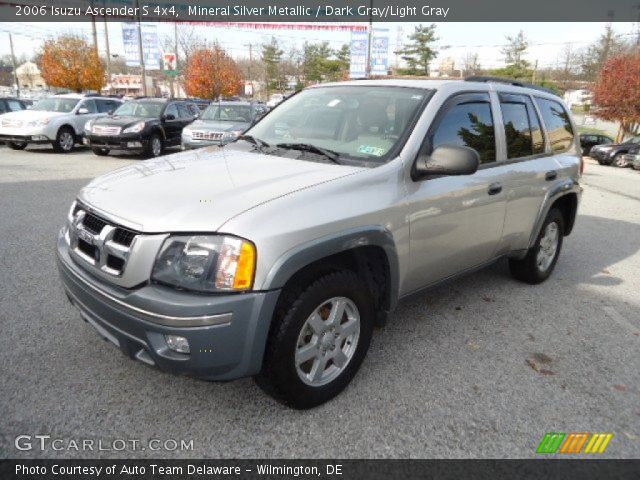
162,103,181,145
404,92,508,292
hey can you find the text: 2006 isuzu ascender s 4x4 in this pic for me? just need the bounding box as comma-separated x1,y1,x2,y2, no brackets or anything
57,79,582,409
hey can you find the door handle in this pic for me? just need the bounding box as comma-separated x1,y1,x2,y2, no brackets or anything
545,170,558,181
488,182,503,195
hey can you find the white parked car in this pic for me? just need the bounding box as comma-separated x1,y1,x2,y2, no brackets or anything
0,94,122,152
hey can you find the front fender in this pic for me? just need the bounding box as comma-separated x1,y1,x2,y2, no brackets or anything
262,226,401,310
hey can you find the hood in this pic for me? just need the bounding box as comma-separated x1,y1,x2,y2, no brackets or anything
0,109,66,123
186,119,249,132
93,115,152,128
78,147,364,233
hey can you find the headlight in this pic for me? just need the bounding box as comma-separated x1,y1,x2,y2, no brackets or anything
182,129,192,137
26,118,51,127
151,235,256,292
122,122,145,134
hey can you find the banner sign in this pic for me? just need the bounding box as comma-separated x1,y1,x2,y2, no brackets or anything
349,28,389,78
121,22,161,70
371,29,390,76
349,30,368,79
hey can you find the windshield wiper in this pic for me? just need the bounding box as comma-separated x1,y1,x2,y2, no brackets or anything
238,134,270,151
276,143,342,164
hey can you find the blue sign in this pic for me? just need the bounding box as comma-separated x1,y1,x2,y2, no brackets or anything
121,23,160,70
349,29,389,78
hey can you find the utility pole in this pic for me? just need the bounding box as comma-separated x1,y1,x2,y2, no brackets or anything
135,0,147,96
365,0,373,78
9,33,19,98
91,1,99,55
244,43,253,98
103,5,112,94
172,22,178,97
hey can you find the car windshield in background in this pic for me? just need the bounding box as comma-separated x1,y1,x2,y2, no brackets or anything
113,102,163,118
202,105,252,122
31,98,79,113
247,86,430,163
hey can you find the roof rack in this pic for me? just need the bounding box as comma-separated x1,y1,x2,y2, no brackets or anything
464,76,557,96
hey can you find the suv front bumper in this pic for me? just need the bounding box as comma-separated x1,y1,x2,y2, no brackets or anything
56,234,280,381
84,133,149,152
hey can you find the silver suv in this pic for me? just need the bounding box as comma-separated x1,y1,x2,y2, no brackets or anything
57,79,582,409
0,94,122,152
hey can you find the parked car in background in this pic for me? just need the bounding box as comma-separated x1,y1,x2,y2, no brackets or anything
181,101,265,150
589,136,640,166
0,94,122,152
84,98,198,158
579,133,614,156
623,144,640,170
0,97,29,115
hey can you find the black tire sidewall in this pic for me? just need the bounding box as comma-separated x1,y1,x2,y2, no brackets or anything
146,133,162,157
92,147,110,156
529,209,565,282
258,270,375,409
55,127,75,153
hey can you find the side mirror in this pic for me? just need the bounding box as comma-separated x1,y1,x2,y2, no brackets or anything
77,107,89,115
413,145,480,179
163,114,176,121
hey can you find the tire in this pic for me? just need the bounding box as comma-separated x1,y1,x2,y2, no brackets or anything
509,208,564,285
612,153,629,168
92,147,110,156
255,270,375,409
7,141,27,150
52,126,76,153
144,133,163,158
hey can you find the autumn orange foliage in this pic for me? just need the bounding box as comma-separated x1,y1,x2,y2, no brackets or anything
184,46,244,99
41,35,105,92
593,52,640,140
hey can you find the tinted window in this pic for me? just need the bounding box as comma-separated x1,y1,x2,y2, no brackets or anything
114,101,163,118
164,104,179,119
96,99,120,113
7,99,24,111
500,95,545,159
432,101,496,164
177,104,192,119
79,100,97,113
0,101,6,113
535,98,574,152
186,103,200,116
32,97,79,113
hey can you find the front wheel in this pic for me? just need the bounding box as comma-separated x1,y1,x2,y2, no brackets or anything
613,153,629,168
7,141,27,150
255,270,375,409
509,208,564,284
144,133,163,158
53,127,76,153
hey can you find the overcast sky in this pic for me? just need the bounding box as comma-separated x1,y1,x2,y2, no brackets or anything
0,22,636,70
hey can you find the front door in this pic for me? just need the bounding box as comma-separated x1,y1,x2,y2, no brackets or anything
403,92,507,294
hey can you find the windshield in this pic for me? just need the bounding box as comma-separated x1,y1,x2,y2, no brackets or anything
247,86,429,163
202,104,252,122
32,97,79,113
113,102,163,118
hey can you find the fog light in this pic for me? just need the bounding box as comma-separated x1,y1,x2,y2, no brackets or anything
165,335,190,354
127,141,142,148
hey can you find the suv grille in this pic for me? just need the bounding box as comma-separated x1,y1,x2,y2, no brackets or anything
92,125,121,136
68,206,140,276
192,130,224,141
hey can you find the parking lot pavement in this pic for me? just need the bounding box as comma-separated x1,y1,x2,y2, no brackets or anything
0,147,638,459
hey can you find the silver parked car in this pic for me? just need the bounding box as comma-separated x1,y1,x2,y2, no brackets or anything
57,79,582,408
181,101,266,149
0,94,122,152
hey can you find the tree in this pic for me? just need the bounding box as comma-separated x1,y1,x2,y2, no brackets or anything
396,24,438,76
41,35,105,92
262,37,284,92
502,30,529,71
578,25,629,81
461,52,481,76
592,52,640,141
183,46,243,100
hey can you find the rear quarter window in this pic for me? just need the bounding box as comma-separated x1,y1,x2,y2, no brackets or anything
535,97,574,153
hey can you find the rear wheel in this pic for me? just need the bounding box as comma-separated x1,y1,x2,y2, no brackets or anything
255,270,375,409
7,141,27,150
91,147,110,156
509,208,564,285
613,153,629,168
53,127,75,153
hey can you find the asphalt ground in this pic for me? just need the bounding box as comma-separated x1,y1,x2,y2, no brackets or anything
0,144,638,459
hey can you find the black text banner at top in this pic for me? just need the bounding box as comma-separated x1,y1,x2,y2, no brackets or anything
0,0,638,22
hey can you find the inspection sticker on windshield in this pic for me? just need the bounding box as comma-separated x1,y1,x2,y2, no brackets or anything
358,145,385,156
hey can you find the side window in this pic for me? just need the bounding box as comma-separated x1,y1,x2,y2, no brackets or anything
7,100,25,111
79,99,97,113
431,99,496,164
535,97,574,153
96,100,119,113
499,94,545,159
164,103,179,119
177,104,192,119
0,101,6,114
